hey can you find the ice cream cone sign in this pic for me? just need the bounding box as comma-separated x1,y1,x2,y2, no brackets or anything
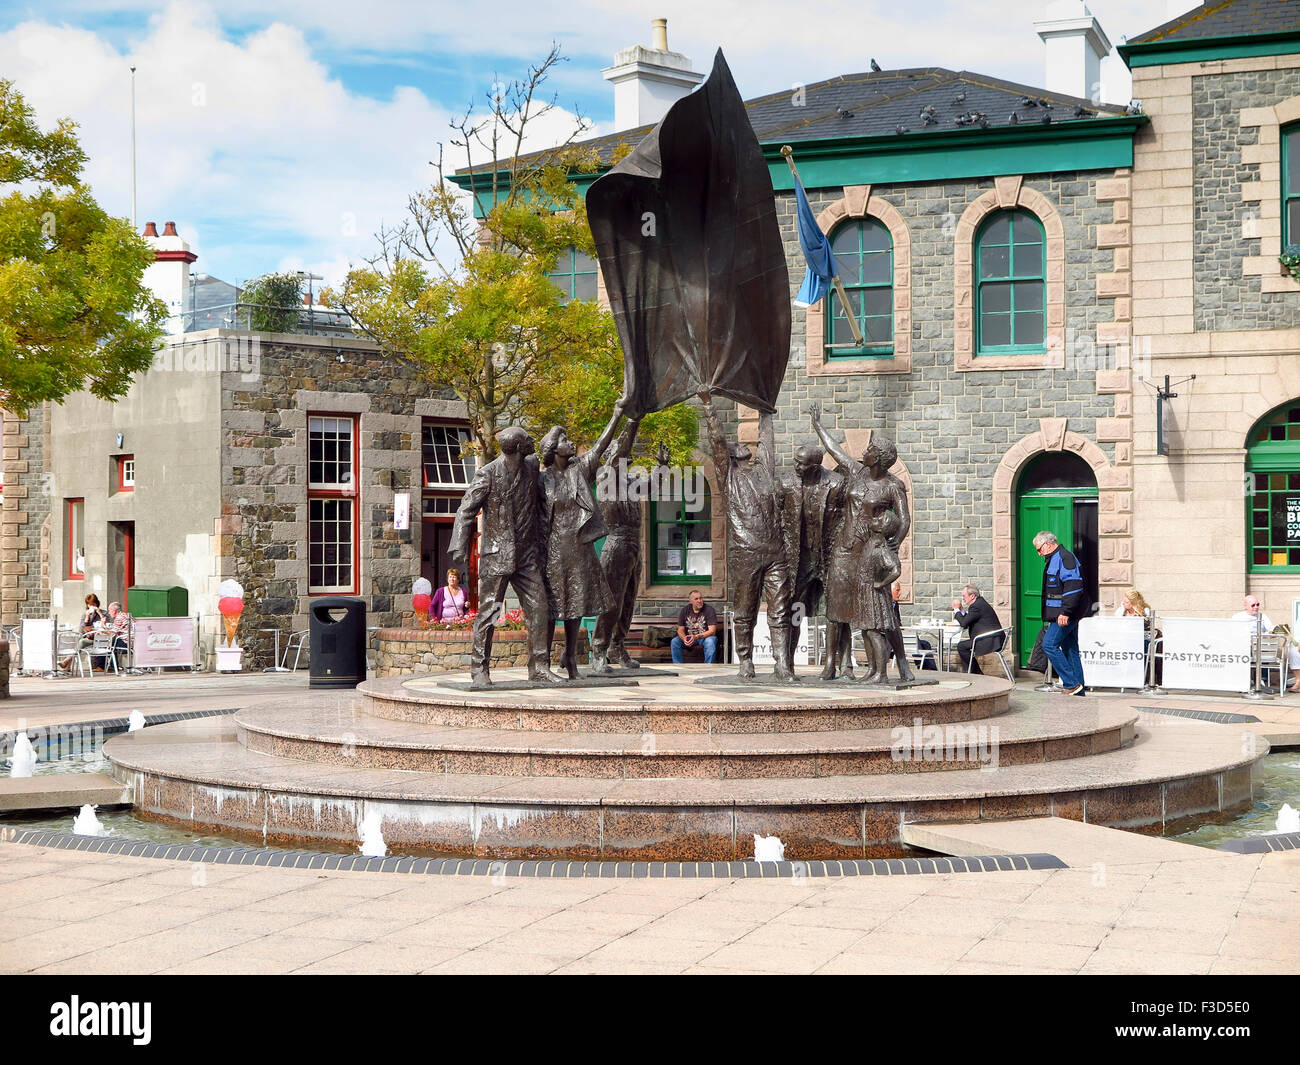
217,579,245,647
412,577,432,628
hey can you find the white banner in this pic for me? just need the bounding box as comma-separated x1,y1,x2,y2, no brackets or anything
1079,616,1146,689
21,619,55,673
393,492,410,531
750,611,811,666
1161,617,1254,693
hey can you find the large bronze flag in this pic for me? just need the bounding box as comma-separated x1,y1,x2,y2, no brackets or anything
587,50,791,417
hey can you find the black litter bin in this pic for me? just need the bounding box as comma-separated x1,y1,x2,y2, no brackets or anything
309,596,367,689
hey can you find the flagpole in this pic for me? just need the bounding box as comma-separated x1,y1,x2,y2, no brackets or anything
780,145,865,347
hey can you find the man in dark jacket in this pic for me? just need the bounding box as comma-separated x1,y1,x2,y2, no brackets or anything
1034,530,1088,695
951,584,1005,674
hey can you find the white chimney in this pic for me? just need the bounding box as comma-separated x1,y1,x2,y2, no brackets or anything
1034,1,1113,103
141,221,197,333
601,18,704,131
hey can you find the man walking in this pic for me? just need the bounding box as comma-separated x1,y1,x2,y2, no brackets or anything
1034,531,1088,695
450,427,562,689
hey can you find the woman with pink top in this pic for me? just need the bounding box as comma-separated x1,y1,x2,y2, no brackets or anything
430,568,468,622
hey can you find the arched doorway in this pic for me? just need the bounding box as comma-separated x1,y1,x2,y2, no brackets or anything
1015,452,1099,663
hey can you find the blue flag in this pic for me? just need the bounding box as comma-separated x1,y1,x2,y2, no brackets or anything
791,171,839,308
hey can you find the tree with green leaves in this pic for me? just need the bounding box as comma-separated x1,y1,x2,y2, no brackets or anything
328,46,697,463
0,79,165,416
239,271,304,333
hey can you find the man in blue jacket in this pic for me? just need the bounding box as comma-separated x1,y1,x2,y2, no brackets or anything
1034,530,1088,695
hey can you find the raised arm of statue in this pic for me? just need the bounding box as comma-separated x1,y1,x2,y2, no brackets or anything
810,406,854,471
606,412,641,465
756,411,776,473
699,391,729,497
582,402,625,483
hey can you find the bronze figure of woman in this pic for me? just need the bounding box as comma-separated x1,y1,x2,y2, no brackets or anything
810,404,913,683
538,405,625,679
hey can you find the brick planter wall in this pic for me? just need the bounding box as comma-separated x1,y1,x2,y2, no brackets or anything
375,626,589,677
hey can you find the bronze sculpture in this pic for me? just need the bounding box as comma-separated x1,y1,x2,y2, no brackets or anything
701,391,796,682
538,408,624,679
449,427,563,689
591,412,645,674
810,405,915,684
781,442,843,667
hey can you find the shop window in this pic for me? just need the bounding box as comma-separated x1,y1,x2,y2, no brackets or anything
1247,403,1300,572
651,485,712,583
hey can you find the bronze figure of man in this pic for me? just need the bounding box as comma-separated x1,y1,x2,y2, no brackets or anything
449,426,563,689
591,412,644,674
781,442,843,666
699,389,796,682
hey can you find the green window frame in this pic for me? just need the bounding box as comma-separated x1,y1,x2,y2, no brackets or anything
547,247,598,301
1284,123,1300,250
976,209,1046,355
1247,402,1300,573
651,487,712,584
825,218,893,358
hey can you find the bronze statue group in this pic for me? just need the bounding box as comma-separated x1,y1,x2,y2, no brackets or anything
450,391,920,690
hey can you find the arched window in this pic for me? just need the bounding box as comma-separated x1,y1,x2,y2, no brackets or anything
825,218,893,357
1247,401,1300,572
976,209,1045,355
547,247,598,301
1285,123,1300,248
651,481,712,583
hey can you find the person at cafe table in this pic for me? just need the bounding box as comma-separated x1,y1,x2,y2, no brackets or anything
951,583,1005,674
106,601,134,672
1232,595,1300,693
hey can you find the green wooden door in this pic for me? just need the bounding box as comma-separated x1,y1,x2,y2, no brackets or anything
1016,491,1075,663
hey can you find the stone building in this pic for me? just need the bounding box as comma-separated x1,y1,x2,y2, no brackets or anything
1118,0,1300,624
1,222,474,666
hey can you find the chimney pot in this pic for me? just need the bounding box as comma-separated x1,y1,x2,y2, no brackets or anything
651,18,668,51
143,222,158,237
162,221,178,236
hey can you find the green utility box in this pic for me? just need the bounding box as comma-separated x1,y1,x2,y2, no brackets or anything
127,585,189,617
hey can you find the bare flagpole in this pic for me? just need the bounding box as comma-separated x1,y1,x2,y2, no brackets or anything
780,144,865,347
129,65,137,230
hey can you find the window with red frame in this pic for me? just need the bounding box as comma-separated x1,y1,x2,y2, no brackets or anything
308,415,359,594
66,498,85,580
116,455,135,492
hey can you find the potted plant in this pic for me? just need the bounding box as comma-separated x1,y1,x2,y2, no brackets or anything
1279,244,1300,280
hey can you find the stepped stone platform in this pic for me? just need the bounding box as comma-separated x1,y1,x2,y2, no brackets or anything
103,667,1265,860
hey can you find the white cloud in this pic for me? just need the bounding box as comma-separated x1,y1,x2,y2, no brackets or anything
4,0,1181,285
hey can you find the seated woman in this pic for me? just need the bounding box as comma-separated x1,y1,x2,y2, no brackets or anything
61,593,106,672
1115,586,1160,685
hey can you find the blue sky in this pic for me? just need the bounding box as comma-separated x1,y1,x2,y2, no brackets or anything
1,0,1184,290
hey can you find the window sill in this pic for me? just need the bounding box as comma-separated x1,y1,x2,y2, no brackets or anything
807,347,910,376
956,345,1063,372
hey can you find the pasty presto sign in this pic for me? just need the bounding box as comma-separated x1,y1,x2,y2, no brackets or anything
1079,617,1146,688
1161,618,1253,693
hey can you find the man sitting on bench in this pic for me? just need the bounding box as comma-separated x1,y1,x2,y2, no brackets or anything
672,589,719,664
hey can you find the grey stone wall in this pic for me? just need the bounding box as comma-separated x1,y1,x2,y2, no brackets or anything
221,333,450,668
771,174,1117,611
2,405,51,626
1194,67,1300,331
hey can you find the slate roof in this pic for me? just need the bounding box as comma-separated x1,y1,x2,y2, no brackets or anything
462,66,1130,176
1128,0,1300,45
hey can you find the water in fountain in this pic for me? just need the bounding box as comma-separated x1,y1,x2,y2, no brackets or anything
752,834,785,862
358,808,387,857
72,804,106,837
1275,802,1299,834
128,710,146,732
9,733,36,778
